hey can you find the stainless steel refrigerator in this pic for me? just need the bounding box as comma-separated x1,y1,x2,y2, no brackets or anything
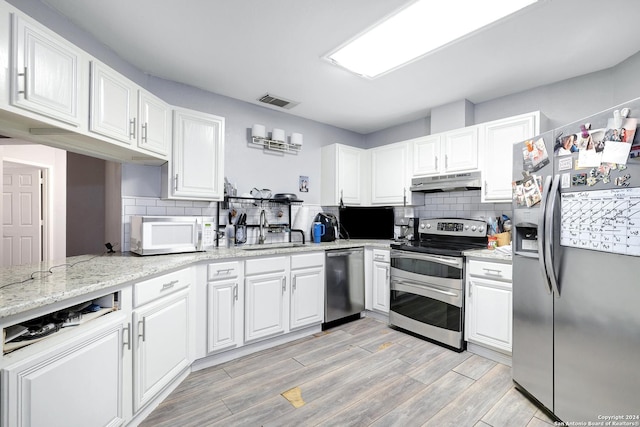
512,99,640,423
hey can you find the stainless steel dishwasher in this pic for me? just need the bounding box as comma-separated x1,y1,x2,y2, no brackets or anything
323,247,364,329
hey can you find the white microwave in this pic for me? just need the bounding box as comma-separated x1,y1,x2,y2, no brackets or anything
130,216,216,256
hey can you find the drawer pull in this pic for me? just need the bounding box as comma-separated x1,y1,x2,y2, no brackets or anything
162,280,179,290
216,268,233,275
482,268,503,276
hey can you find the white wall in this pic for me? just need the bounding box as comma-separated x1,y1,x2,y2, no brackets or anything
0,143,66,262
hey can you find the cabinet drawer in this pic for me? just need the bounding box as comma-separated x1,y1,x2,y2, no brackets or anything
468,259,512,281
134,268,191,307
207,261,240,281
291,252,324,270
245,256,286,275
372,249,390,263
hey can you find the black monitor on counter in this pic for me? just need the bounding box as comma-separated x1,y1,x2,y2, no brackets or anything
338,206,394,240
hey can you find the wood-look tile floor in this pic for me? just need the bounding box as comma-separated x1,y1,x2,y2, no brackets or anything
140,317,555,427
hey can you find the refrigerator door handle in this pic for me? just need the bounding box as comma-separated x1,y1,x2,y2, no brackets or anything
544,174,561,298
538,175,553,294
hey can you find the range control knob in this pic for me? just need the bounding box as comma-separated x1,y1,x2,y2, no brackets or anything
425,223,432,229
464,225,470,230
471,226,477,232
479,226,485,233
420,223,426,229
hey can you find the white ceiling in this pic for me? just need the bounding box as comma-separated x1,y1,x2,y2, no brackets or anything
41,0,640,134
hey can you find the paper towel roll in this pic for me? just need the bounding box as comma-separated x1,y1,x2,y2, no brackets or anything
292,206,310,240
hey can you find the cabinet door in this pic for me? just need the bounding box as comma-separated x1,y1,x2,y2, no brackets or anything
244,272,286,342
371,260,390,313
443,127,479,173
90,61,137,144
207,280,242,353
11,14,81,125
412,135,441,176
338,145,362,205
1,316,125,427
133,288,190,411
171,108,225,200
466,277,512,353
371,143,409,205
482,113,538,202
290,266,324,329
138,90,171,157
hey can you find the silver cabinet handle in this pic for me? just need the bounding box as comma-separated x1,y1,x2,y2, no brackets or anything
216,268,233,276
292,276,297,292
142,123,148,142
17,67,27,95
174,174,179,191
484,180,488,195
445,154,449,169
123,322,131,350
138,317,146,342
282,277,286,293
161,280,178,290
482,268,503,277
233,283,238,301
435,155,438,170
129,117,137,139
386,266,390,281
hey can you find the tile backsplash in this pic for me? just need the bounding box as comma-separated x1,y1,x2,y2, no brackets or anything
120,191,511,251
412,189,512,222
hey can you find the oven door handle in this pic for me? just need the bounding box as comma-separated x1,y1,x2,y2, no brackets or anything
390,251,462,267
391,279,458,298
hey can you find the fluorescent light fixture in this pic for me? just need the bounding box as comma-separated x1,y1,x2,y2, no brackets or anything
326,0,537,78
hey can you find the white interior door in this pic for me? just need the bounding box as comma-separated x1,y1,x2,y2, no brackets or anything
2,167,42,267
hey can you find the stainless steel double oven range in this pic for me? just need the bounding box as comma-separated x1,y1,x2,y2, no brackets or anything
390,218,487,351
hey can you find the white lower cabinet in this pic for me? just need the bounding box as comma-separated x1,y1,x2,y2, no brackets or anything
465,259,513,355
206,261,243,354
1,313,127,427
290,252,324,329
132,268,193,412
371,249,390,313
244,256,289,343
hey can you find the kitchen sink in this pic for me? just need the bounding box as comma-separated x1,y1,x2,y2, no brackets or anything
241,243,306,251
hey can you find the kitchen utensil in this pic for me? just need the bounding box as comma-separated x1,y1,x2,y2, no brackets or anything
273,193,298,202
250,188,272,199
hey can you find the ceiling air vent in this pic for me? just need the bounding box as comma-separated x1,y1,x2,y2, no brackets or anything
257,93,299,110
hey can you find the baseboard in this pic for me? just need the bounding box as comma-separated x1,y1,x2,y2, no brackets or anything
466,341,512,366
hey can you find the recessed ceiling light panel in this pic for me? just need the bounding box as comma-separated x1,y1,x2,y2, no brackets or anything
324,0,538,79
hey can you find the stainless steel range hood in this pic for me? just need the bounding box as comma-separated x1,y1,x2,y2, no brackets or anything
410,171,482,193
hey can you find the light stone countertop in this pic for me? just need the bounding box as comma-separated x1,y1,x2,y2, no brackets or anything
0,240,391,320
463,247,513,262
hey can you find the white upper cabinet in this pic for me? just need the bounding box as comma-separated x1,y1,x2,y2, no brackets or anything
90,61,171,157
481,112,539,203
321,144,366,206
137,90,171,156
90,61,136,143
371,142,410,205
442,126,479,173
412,135,441,176
163,107,225,200
10,13,84,126
412,127,479,177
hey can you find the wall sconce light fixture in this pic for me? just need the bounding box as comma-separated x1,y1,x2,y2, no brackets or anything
251,124,302,153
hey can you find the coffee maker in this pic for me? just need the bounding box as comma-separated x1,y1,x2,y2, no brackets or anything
396,217,419,241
